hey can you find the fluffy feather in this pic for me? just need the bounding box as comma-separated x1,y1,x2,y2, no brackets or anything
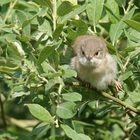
71,35,120,91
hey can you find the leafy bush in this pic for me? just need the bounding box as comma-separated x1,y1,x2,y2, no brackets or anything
0,0,140,140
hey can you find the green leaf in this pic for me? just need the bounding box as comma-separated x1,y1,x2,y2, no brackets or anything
56,102,77,119
109,23,123,45
38,20,52,36
22,15,37,28
62,69,77,78
61,124,91,140
125,77,136,91
132,13,140,22
45,77,64,91
58,4,87,24
34,0,51,8
0,60,19,73
72,120,97,135
67,20,88,40
57,1,73,16
115,0,126,7
105,0,120,23
125,89,140,108
32,123,50,139
86,0,105,25
12,92,30,98
119,71,133,81
25,104,54,123
109,6,136,45
124,19,140,32
53,24,64,39
7,41,25,59
0,66,19,73
41,61,56,73
63,0,77,5
59,65,77,78
72,20,88,35
38,45,56,64
15,10,28,25
62,92,82,102
126,46,140,60
0,0,14,5
0,33,16,43
124,29,140,46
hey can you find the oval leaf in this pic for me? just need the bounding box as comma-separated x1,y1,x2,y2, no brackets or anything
109,6,136,45
57,1,73,16
62,92,82,102
86,0,105,25
38,45,56,64
124,19,140,32
56,102,77,119
61,124,91,140
25,104,54,123
105,0,120,23
58,4,87,24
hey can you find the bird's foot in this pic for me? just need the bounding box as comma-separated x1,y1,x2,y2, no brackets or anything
114,80,122,92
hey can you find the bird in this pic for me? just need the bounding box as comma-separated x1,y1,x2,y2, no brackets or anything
70,35,122,91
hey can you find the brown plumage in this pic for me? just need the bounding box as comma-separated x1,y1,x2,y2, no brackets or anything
71,35,121,91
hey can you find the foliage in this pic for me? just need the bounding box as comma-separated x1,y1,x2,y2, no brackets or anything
0,0,140,140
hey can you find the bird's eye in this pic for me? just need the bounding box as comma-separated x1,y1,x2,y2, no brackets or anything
81,50,85,56
95,51,99,56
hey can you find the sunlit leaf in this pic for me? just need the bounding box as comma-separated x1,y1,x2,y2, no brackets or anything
38,20,52,36
33,0,51,8
56,102,77,119
62,92,82,102
132,13,140,22
0,66,19,73
115,0,126,7
53,24,64,39
124,19,140,32
25,104,54,123
58,4,87,24
61,124,91,140
105,0,120,23
0,0,14,5
57,1,73,16
109,6,136,45
38,45,56,64
86,0,105,25
45,77,64,91
119,71,133,81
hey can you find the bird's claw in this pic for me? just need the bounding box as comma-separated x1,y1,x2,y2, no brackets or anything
114,80,122,92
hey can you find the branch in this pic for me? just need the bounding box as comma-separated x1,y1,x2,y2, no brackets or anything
67,80,140,115
101,92,140,115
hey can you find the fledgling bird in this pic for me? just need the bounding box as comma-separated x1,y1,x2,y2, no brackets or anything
71,35,122,91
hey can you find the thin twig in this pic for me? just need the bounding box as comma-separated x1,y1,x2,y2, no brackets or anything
93,25,97,33
125,0,134,14
58,84,63,95
101,92,140,115
123,57,130,72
